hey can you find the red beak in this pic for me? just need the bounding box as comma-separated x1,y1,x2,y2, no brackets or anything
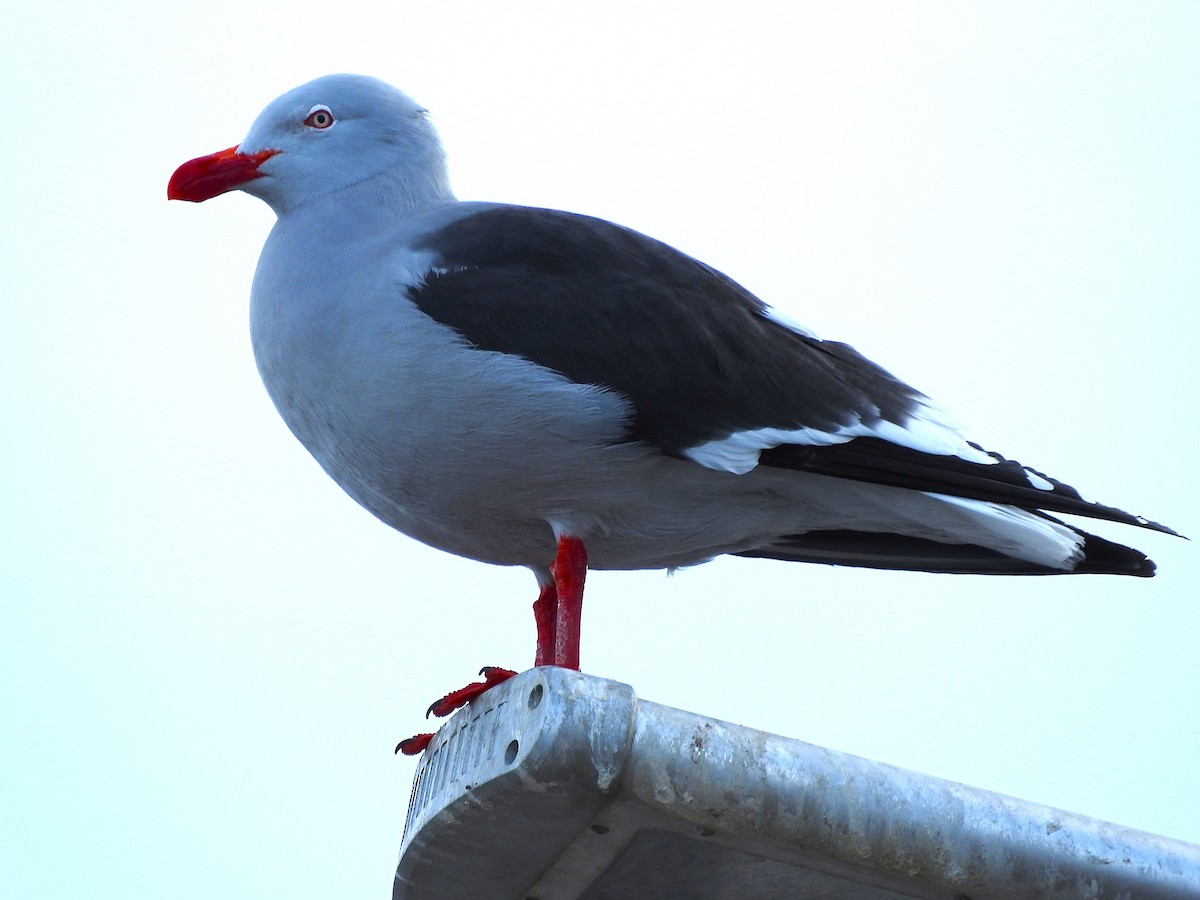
168,146,279,202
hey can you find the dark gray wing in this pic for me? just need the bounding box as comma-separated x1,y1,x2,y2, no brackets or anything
408,205,1177,538
410,205,921,452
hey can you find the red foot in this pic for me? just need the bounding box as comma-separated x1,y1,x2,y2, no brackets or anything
395,535,590,758
395,733,433,756
426,666,518,718
394,667,517,755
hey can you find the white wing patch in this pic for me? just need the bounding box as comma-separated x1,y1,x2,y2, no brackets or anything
682,399,997,475
759,304,821,340
1024,469,1055,491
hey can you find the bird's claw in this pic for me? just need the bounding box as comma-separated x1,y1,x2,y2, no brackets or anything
397,667,519,756
424,666,518,718
395,733,434,756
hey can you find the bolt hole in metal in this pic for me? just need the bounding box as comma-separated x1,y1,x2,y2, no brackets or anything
527,683,543,710
505,739,520,765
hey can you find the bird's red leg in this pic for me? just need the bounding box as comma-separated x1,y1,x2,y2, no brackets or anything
552,535,587,670
396,535,588,757
532,577,558,667
395,581,554,756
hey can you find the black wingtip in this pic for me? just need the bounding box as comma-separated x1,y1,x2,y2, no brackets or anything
1072,532,1157,577
735,527,1159,577
760,437,1183,540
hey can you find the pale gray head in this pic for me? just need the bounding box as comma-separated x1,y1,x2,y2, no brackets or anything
169,74,454,214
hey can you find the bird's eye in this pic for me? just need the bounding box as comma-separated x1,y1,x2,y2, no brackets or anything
303,106,334,129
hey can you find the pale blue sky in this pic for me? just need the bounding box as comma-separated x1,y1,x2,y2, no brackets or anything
2,2,1197,897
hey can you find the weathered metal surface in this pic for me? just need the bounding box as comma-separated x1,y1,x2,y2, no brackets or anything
395,669,1200,900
